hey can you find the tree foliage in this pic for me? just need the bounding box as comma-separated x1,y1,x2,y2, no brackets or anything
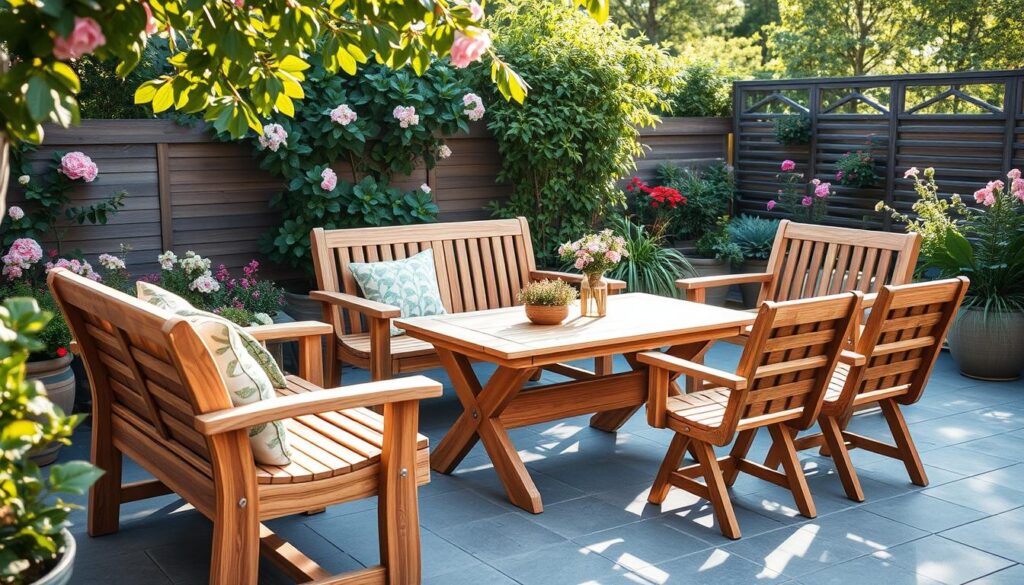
480,0,676,265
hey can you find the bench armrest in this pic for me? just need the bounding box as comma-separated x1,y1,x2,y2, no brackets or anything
529,270,627,291
676,272,772,291
244,321,333,342
310,290,401,319
638,352,748,390
194,375,443,435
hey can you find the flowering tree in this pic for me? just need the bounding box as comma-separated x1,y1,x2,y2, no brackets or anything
0,0,609,147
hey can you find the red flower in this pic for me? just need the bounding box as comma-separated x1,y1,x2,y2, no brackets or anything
48,249,59,259
56,347,68,357
626,184,633,191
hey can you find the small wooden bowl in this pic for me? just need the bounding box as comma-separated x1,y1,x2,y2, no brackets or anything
525,304,569,325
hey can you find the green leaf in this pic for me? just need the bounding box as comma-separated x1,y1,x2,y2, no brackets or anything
152,82,175,113
48,461,104,495
134,80,162,105
26,76,56,122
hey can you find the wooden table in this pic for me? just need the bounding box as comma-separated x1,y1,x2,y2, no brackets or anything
396,293,755,513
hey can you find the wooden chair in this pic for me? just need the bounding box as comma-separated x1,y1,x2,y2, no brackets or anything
49,268,442,585
767,277,970,502
675,220,920,391
638,292,862,539
310,217,625,384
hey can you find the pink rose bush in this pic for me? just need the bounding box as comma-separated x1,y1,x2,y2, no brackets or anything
330,104,357,126
463,93,486,122
393,106,419,128
60,151,99,182
558,230,629,275
2,238,44,279
258,123,288,151
52,16,106,60
46,257,101,281
320,168,338,191
768,159,830,223
449,29,491,68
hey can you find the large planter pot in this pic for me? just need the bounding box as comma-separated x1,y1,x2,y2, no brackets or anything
739,259,769,308
947,308,1024,381
27,354,76,466
33,529,76,585
283,291,324,323
686,256,732,307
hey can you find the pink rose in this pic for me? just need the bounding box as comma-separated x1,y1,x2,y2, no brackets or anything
60,151,99,182
8,206,24,220
143,3,157,35
814,182,831,198
801,196,813,207
974,188,992,205
52,17,106,61
320,168,337,191
780,160,796,172
467,1,485,20
1009,169,1022,181
766,200,776,211
449,30,491,68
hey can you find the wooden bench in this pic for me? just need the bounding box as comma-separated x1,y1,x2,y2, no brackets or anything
310,217,626,383
50,268,442,585
676,220,921,391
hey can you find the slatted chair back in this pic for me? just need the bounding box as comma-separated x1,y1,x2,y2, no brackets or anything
311,217,537,335
48,269,230,480
842,277,968,407
731,292,863,431
760,221,921,305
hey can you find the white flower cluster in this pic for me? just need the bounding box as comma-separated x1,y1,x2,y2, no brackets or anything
258,123,288,152
463,93,485,121
98,253,126,271
393,105,419,128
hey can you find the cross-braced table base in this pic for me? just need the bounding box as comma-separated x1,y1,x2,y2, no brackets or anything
429,343,708,513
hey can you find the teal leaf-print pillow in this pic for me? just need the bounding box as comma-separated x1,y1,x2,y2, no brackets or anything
136,281,287,389
192,318,292,466
349,249,447,336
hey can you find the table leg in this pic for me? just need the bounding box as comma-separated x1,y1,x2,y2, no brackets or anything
429,350,543,512
589,342,712,432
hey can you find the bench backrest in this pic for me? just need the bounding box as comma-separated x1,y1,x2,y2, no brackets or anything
760,221,921,305
311,218,537,335
844,277,968,407
731,292,862,432
48,269,231,485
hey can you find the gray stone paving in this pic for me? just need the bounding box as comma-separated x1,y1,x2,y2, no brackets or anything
62,344,1024,584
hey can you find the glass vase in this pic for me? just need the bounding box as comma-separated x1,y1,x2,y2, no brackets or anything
580,272,608,317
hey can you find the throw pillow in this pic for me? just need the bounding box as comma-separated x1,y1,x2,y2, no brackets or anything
136,282,287,388
348,249,447,335
191,318,292,466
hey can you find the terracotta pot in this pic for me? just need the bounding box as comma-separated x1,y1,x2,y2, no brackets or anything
525,304,569,325
33,529,76,585
739,259,769,308
27,354,76,466
947,307,1024,381
686,256,732,307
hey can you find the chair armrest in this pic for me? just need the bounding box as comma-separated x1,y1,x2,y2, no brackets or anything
244,321,333,342
862,293,878,308
529,270,627,291
194,375,443,435
839,350,867,367
637,351,747,390
676,272,772,291
310,290,400,319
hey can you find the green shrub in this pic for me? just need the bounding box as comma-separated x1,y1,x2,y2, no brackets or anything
695,215,743,264
604,215,695,297
657,161,735,242
73,41,171,119
481,0,676,266
727,215,780,261
665,61,732,117
774,113,812,146
834,150,878,188
517,279,578,306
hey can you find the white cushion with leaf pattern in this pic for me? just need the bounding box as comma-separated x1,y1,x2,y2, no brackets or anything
191,318,291,466
136,282,288,388
348,249,447,336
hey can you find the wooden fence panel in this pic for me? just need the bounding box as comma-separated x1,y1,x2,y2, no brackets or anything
733,69,1024,230
6,117,729,276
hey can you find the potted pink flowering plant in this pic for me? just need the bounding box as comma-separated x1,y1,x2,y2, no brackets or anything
558,230,628,317
767,159,832,224
877,167,1024,380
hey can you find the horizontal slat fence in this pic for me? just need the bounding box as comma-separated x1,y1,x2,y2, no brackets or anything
7,117,729,278
734,69,1024,230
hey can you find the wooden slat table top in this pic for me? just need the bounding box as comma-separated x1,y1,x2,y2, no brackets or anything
396,293,756,365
